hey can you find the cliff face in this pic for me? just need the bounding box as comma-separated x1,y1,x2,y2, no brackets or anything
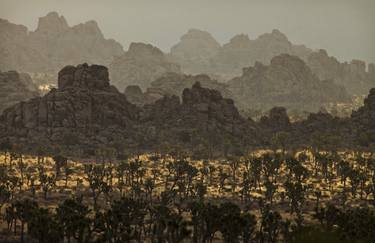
0,71,39,113
0,12,123,78
227,54,351,112
109,42,181,91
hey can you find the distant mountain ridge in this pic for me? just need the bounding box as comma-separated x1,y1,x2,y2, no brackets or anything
169,29,375,95
0,12,124,75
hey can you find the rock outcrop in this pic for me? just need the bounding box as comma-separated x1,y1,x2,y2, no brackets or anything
141,82,259,152
138,72,232,105
0,64,139,149
0,71,39,113
169,29,221,75
0,12,123,82
227,54,351,112
0,64,258,155
306,49,375,94
109,42,181,91
351,88,375,145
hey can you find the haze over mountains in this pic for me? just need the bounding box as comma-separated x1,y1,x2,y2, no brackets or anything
0,12,374,118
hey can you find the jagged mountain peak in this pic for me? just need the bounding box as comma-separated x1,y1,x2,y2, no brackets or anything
35,11,69,33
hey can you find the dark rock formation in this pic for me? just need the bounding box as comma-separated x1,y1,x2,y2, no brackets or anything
109,42,181,91
0,64,139,149
227,54,351,112
141,81,259,153
260,107,291,130
0,71,39,113
351,88,375,145
0,12,123,82
0,64,257,155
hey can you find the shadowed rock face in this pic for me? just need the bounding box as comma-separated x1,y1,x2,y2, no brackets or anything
58,64,110,90
351,88,375,143
0,64,139,147
0,71,39,113
109,42,181,91
228,54,351,112
0,12,123,77
0,64,258,153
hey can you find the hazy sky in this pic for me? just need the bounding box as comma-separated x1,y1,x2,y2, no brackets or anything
1,0,374,64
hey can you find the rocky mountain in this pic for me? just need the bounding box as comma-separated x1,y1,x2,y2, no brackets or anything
306,49,375,94
169,29,312,80
0,64,257,156
109,42,181,91
140,81,259,155
169,29,374,96
0,71,39,113
168,29,221,75
227,54,351,112
0,12,123,81
0,64,140,150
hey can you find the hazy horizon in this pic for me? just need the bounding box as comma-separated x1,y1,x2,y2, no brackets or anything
1,0,374,64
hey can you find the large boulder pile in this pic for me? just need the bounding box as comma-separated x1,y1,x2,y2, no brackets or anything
109,42,181,91
0,64,140,149
0,64,259,155
0,71,39,113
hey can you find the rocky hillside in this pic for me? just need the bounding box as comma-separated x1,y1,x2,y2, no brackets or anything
0,64,257,156
168,29,221,75
306,49,375,94
169,29,312,80
169,29,375,96
109,42,181,91
0,64,140,150
0,12,123,79
227,54,351,112
0,71,39,113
